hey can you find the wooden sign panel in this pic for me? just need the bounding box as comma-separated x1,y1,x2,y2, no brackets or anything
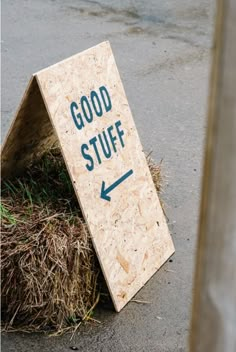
1,41,174,311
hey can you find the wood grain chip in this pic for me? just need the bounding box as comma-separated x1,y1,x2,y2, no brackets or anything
116,252,130,273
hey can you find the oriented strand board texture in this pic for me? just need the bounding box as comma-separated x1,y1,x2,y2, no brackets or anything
36,41,175,311
1,77,57,179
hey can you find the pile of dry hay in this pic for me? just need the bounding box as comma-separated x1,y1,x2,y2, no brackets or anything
1,149,162,333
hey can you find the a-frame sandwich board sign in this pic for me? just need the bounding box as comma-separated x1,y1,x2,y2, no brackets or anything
1,41,175,312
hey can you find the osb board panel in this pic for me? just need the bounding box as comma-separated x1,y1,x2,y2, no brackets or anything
1,77,57,179
36,41,175,311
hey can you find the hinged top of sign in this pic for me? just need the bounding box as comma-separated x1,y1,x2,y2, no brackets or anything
1,41,174,311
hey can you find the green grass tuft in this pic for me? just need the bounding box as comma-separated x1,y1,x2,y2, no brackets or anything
0,203,17,225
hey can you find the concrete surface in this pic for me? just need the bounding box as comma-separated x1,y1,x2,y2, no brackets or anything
1,0,215,351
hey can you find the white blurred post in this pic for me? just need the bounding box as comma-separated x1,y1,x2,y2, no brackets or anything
190,0,236,351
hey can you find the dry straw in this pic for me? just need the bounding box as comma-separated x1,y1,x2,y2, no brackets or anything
1,149,162,334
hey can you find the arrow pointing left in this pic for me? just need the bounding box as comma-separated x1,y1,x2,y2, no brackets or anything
100,169,134,201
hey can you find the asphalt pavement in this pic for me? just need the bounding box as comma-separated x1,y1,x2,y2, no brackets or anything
1,1,215,351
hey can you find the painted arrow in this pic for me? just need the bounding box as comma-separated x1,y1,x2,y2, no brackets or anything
100,169,134,201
